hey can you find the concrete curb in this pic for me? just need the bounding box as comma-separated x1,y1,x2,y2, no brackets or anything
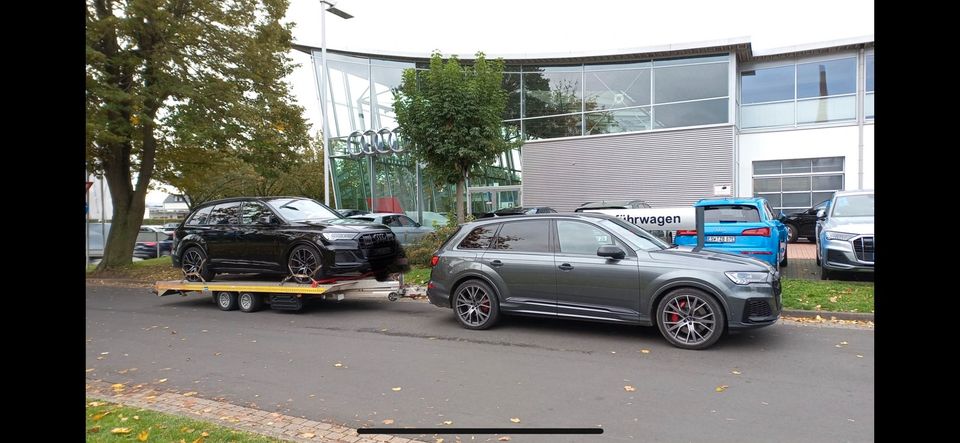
782,309,874,322
86,379,426,443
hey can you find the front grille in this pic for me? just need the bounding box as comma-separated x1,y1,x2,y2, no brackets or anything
358,232,396,257
853,236,874,262
743,298,773,322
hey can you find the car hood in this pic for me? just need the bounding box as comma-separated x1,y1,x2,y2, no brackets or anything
289,218,392,233
821,216,874,235
650,246,773,272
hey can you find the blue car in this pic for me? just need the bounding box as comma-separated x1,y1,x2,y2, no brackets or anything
674,198,788,269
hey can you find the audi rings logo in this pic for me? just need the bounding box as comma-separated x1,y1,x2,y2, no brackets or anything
347,128,405,157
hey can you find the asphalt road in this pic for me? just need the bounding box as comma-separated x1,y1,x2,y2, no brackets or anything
86,283,874,442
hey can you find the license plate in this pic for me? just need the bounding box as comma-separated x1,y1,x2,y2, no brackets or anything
372,246,392,256
706,236,735,243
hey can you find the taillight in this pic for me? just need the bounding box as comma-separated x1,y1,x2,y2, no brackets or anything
677,230,697,236
741,227,771,237
144,242,157,247
430,255,440,267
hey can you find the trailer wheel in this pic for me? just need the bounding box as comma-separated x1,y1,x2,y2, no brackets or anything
238,292,264,312
215,291,238,311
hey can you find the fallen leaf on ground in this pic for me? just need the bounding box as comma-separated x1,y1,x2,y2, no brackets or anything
192,437,205,443
137,430,149,441
88,401,105,407
334,363,343,368
88,426,100,433
715,385,729,392
158,378,168,383
443,420,453,425
202,408,212,413
840,341,848,345
392,387,402,391
383,419,395,425
510,418,520,423
731,370,741,375
133,416,139,420
640,349,650,354
829,296,838,303
856,355,863,358
112,383,125,390
100,352,109,355
86,368,95,373
300,432,315,438
121,417,129,422
183,392,197,397
499,437,511,441
435,439,444,443
624,385,636,392
92,411,111,421
200,432,209,437
110,428,131,435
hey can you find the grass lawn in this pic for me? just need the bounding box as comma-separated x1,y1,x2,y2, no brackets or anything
87,257,182,281
403,266,431,286
780,278,874,313
85,398,286,442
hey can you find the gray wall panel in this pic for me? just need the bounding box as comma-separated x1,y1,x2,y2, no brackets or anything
522,126,734,211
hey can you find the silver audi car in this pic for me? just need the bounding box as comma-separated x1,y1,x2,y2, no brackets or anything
426,213,782,350
816,190,874,279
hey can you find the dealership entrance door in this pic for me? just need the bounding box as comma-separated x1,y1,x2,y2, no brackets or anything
466,185,521,218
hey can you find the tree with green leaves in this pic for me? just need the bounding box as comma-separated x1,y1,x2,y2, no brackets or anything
86,0,309,269
393,52,519,223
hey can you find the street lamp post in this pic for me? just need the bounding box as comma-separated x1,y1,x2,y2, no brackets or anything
318,1,353,208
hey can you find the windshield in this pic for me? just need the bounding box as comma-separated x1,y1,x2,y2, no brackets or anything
596,218,669,251
830,194,874,217
266,198,342,222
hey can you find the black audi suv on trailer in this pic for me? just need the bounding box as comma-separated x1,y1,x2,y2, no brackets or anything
172,197,403,282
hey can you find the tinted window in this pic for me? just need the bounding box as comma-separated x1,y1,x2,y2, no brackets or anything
208,202,241,225
458,225,499,249
186,206,213,225
241,201,272,225
267,198,341,222
557,221,615,255
382,215,402,227
398,216,418,227
492,221,550,252
703,205,760,223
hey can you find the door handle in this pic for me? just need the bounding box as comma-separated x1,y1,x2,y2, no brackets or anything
489,259,503,267
558,263,574,271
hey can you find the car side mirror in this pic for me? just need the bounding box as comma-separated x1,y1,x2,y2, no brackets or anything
414,222,422,227
777,212,786,222
597,245,626,260
259,215,278,225
816,209,826,220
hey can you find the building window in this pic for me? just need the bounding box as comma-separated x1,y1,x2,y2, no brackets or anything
865,54,874,119
740,57,859,129
752,157,844,212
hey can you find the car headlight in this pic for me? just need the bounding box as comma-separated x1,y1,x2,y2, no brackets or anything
725,271,769,285
321,232,357,241
824,231,857,241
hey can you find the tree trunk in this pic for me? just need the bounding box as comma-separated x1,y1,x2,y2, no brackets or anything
96,162,149,269
455,178,465,223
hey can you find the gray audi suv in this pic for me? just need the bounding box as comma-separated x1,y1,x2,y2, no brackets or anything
426,213,781,350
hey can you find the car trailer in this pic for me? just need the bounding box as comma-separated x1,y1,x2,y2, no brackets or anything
153,274,409,312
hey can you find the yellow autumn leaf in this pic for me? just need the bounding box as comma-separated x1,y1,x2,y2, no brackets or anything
499,437,512,442
840,341,848,345
856,355,864,358
192,437,205,443
731,370,742,375
334,363,343,367
112,383,125,389
130,114,141,125
138,430,150,441
86,368,95,373
392,387,402,391
181,427,193,433
829,296,838,303
383,419,395,425
436,439,444,443
111,428,132,435
510,418,520,423
624,385,636,392
201,432,209,437
88,426,101,433
443,420,453,425
88,401,105,407
715,385,729,392
92,411,111,421
101,352,110,355
640,349,650,354
158,379,168,383
300,433,315,438
183,392,197,397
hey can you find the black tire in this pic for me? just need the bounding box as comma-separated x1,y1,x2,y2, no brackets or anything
238,292,264,313
374,270,391,282
453,279,500,330
215,291,238,311
181,246,214,282
287,244,323,284
815,243,821,266
820,262,831,280
655,288,726,350
779,246,788,268
785,224,799,243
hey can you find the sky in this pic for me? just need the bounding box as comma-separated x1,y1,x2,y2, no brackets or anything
148,0,873,205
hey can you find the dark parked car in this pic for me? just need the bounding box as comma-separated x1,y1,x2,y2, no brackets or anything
782,199,830,243
134,228,173,259
478,207,557,218
172,197,405,283
427,213,781,350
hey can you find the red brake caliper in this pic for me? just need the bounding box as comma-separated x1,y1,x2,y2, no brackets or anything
479,298,490,313
671,300,686,323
